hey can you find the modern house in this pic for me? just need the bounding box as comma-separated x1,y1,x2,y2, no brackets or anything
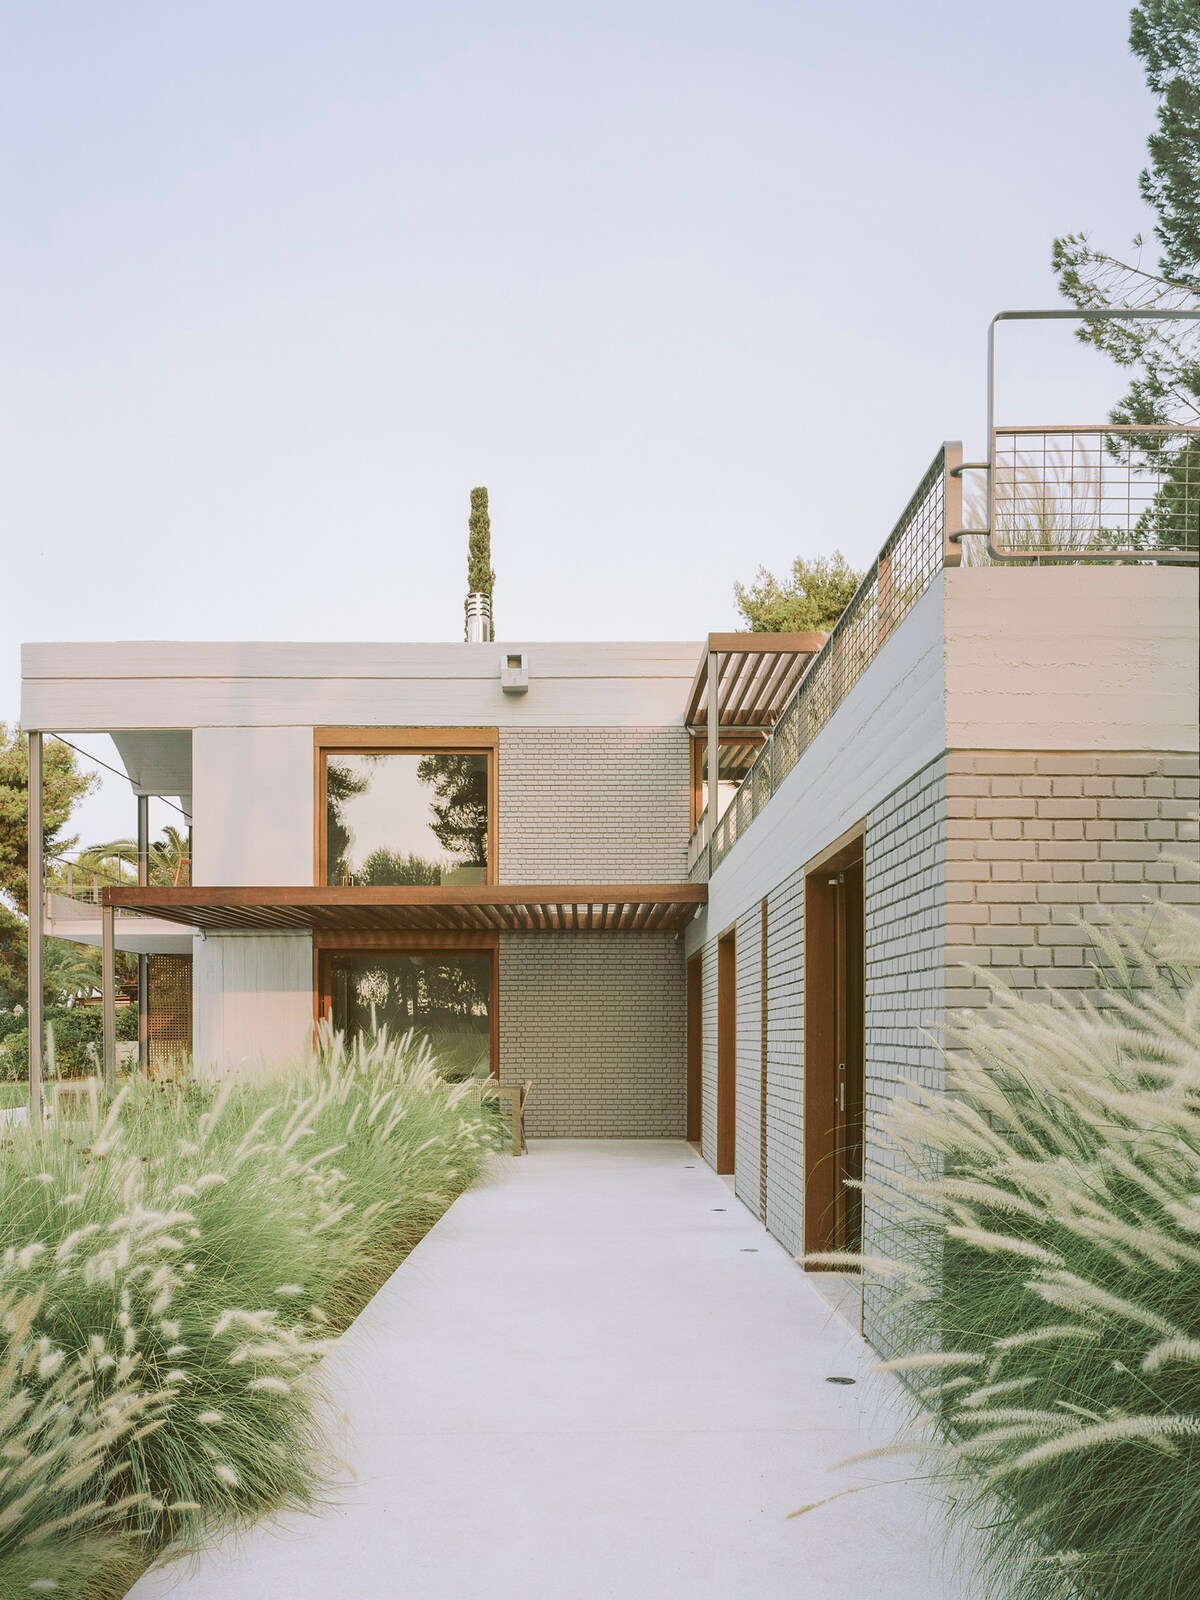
22,330,1199,1346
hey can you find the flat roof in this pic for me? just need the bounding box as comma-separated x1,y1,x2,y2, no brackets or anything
104,883,707,934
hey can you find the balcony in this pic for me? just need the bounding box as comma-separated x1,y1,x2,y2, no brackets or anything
688,419,1199,883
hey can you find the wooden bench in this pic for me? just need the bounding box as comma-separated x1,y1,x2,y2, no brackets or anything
492,1079,533,1155
53,1078,100,1119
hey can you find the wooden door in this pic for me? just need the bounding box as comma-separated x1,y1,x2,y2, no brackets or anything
804,843,865,1259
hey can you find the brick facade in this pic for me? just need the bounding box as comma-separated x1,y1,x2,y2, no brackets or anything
861,757,947,1347
695,747,1197,1350
498,727,690,883
498,931,686,1137
945,752,1200,1007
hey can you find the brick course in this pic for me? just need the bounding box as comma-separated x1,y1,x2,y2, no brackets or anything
499,931,685,1137
944,752,1199,1004
499,727,690,883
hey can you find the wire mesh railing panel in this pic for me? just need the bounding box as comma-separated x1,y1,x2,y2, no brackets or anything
699,445,950,880
991,427,1200,557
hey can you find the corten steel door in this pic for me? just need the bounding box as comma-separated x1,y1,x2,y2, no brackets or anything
803,847,865,1260
716,930,737,1175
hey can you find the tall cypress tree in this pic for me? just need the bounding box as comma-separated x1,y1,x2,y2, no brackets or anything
467,486,495,633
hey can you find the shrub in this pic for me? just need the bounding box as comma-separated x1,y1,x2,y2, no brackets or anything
0,1004,138,1082
850,893,1200,1600
0,1029,497,1597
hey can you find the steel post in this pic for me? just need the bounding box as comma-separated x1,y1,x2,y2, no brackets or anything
26,731,43,1122
101,902,117,1093
137,794,149,1071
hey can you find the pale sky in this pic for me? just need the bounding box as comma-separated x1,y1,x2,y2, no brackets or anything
1,0,1157,842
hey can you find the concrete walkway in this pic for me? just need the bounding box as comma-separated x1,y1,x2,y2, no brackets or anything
131,1141,974,1600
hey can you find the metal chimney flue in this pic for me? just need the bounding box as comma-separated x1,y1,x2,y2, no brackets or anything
466,592,492,643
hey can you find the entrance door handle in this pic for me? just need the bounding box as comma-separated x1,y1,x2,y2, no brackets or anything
837,1063,845,1113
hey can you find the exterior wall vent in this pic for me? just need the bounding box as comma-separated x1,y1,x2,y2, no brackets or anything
466,593,492,643
500,651,529,694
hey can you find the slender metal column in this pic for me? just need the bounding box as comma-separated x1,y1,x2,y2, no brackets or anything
705,645,719,876
137,794,149,1071
101,902,117,1093
26,731,43,1121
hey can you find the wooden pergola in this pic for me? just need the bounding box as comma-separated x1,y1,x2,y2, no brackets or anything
102,883,707,935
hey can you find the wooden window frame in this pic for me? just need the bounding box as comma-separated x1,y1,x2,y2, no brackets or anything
313,727,499,888
802,833,865,1263
313,931,500,1080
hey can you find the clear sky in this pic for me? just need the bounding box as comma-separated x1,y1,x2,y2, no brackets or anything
1,0,1157,841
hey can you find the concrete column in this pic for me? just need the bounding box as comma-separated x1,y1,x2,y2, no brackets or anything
137,793,149,1071
26,731,43,1120
101,902,117,1093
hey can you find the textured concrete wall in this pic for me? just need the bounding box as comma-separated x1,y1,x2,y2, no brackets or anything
944,751,1200,1007
498,726,690,883
944,567,1198,754
498,932,685,1137
192,727,314,887
193,932,313,1072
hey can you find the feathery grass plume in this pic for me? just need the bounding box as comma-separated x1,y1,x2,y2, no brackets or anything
0,1024,498,1597
841,882,1200,1600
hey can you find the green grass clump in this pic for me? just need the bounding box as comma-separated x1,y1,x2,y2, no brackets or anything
0,1028,497,1598
851,892,1200,1600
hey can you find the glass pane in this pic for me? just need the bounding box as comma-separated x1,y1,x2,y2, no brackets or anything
325,751,488,886
329,952,492,1079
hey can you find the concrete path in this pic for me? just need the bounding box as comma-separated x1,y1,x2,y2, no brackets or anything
131,1141,974,1600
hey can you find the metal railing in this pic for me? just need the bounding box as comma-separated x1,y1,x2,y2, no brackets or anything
980,425,1199,560
45,852,192,909
690,441,961,878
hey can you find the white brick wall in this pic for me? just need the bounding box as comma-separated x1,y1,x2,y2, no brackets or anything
861,758,948,1349
945,752,1200,1005
764,870,805,1257
498,932,685,1137
700,940,718,1168
734,906,762,1216
498,727,690,883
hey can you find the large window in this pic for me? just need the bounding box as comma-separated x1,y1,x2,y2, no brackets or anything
318,736,495,886
323,949,494,1079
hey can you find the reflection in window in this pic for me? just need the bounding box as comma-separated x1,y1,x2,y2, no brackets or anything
329,952,491,1079
325,752,488,886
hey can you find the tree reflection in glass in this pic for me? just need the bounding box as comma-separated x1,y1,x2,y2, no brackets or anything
325,752,488,886
330,952,491,1080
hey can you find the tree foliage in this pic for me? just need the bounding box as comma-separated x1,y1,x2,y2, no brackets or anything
0,726,97,915
1052,1,1200,431
733,551,862,633
324,760,369,885
417,753,489,871
355,849,442,886
467,485,495,631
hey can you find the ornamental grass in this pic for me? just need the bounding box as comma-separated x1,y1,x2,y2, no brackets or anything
0,1028,497,1599
839,886,1200,1600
